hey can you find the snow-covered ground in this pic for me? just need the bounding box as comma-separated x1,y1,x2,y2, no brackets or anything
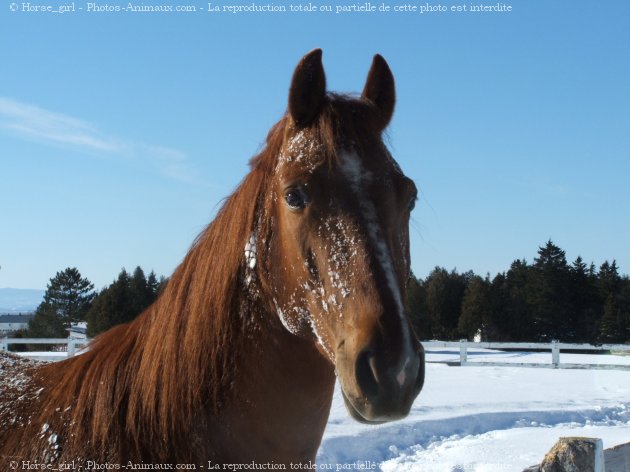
12,345,630,470
318,347,630,471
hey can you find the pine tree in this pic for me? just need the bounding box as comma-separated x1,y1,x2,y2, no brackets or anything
597,262,629,343
43,267,95,326
407,272,430,339
499,259,533,341
86,269,132,337
130,266,151,315
86,267,163,337
26,268,94,338
599,294,623,343
569,256,600,343
528,241,572,341
482,273,509,341
147,271,160,296
458,275,491,340
424,267,468,340
27,302,67,339
599,260,621,297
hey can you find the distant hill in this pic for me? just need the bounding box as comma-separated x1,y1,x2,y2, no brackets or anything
0,288,44,314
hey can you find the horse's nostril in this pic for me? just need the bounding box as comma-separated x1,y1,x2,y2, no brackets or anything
355,350,379,399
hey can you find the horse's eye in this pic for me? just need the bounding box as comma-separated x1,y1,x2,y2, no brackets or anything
285,188,307,210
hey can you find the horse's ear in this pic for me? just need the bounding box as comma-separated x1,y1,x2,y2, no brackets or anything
362,54,396,130
288,49,326,127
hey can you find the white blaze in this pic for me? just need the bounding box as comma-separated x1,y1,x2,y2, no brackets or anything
338,150,414,361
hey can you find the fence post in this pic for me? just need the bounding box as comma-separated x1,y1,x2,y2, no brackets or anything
551,340,560,368
460,339,468,366
67,338,76,358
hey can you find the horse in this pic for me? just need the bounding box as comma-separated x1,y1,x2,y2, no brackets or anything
0,49,425,468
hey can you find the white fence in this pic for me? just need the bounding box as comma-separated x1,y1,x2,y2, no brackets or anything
422,340,630,371
2,337,630,369
0,337,90,358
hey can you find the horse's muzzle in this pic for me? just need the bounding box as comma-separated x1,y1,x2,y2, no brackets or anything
339,341,425,423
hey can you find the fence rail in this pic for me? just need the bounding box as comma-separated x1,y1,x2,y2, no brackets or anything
0,337,90,357
2,337,630,369
422,340,630,370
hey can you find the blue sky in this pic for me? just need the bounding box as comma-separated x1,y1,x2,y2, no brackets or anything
1,1,629,290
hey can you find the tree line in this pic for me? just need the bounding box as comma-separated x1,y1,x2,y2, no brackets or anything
14,266,166,346
10,240,630,346
407,240,630,344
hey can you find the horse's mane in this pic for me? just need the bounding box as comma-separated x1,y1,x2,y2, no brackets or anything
37,95,380,460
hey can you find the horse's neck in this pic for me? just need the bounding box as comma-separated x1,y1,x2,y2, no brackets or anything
215,299,336,463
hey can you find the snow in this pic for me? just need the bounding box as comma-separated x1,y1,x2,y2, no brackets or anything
318,348,630,471
244,233,257,270
380,426,628,472
276,129,323,174
243,231,258,288
8,345,629,469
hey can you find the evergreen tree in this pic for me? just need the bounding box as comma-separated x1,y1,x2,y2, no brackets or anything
597,262,629,343
86,267,163,337
598,260,621,298
599,294,624,343
26,267,94,338
528,241,572,341
569,256,601,342
499,259,533,341
130,266,152,315
423,267,468,340
395,241,629,343
42,267,95,326
147,271,161,296
27,302,67,339
483,273,510,341
407,272,431,339
458,275,491,340
86,269,133,337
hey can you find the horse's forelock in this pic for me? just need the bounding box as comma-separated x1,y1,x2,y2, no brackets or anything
251,94,384,176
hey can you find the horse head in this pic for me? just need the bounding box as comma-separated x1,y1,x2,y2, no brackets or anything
254,49,424,424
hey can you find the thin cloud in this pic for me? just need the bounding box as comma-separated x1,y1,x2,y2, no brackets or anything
0,97,118,152
0,97,197,183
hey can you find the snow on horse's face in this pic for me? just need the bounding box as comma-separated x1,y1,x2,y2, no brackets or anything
267,50,424,423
